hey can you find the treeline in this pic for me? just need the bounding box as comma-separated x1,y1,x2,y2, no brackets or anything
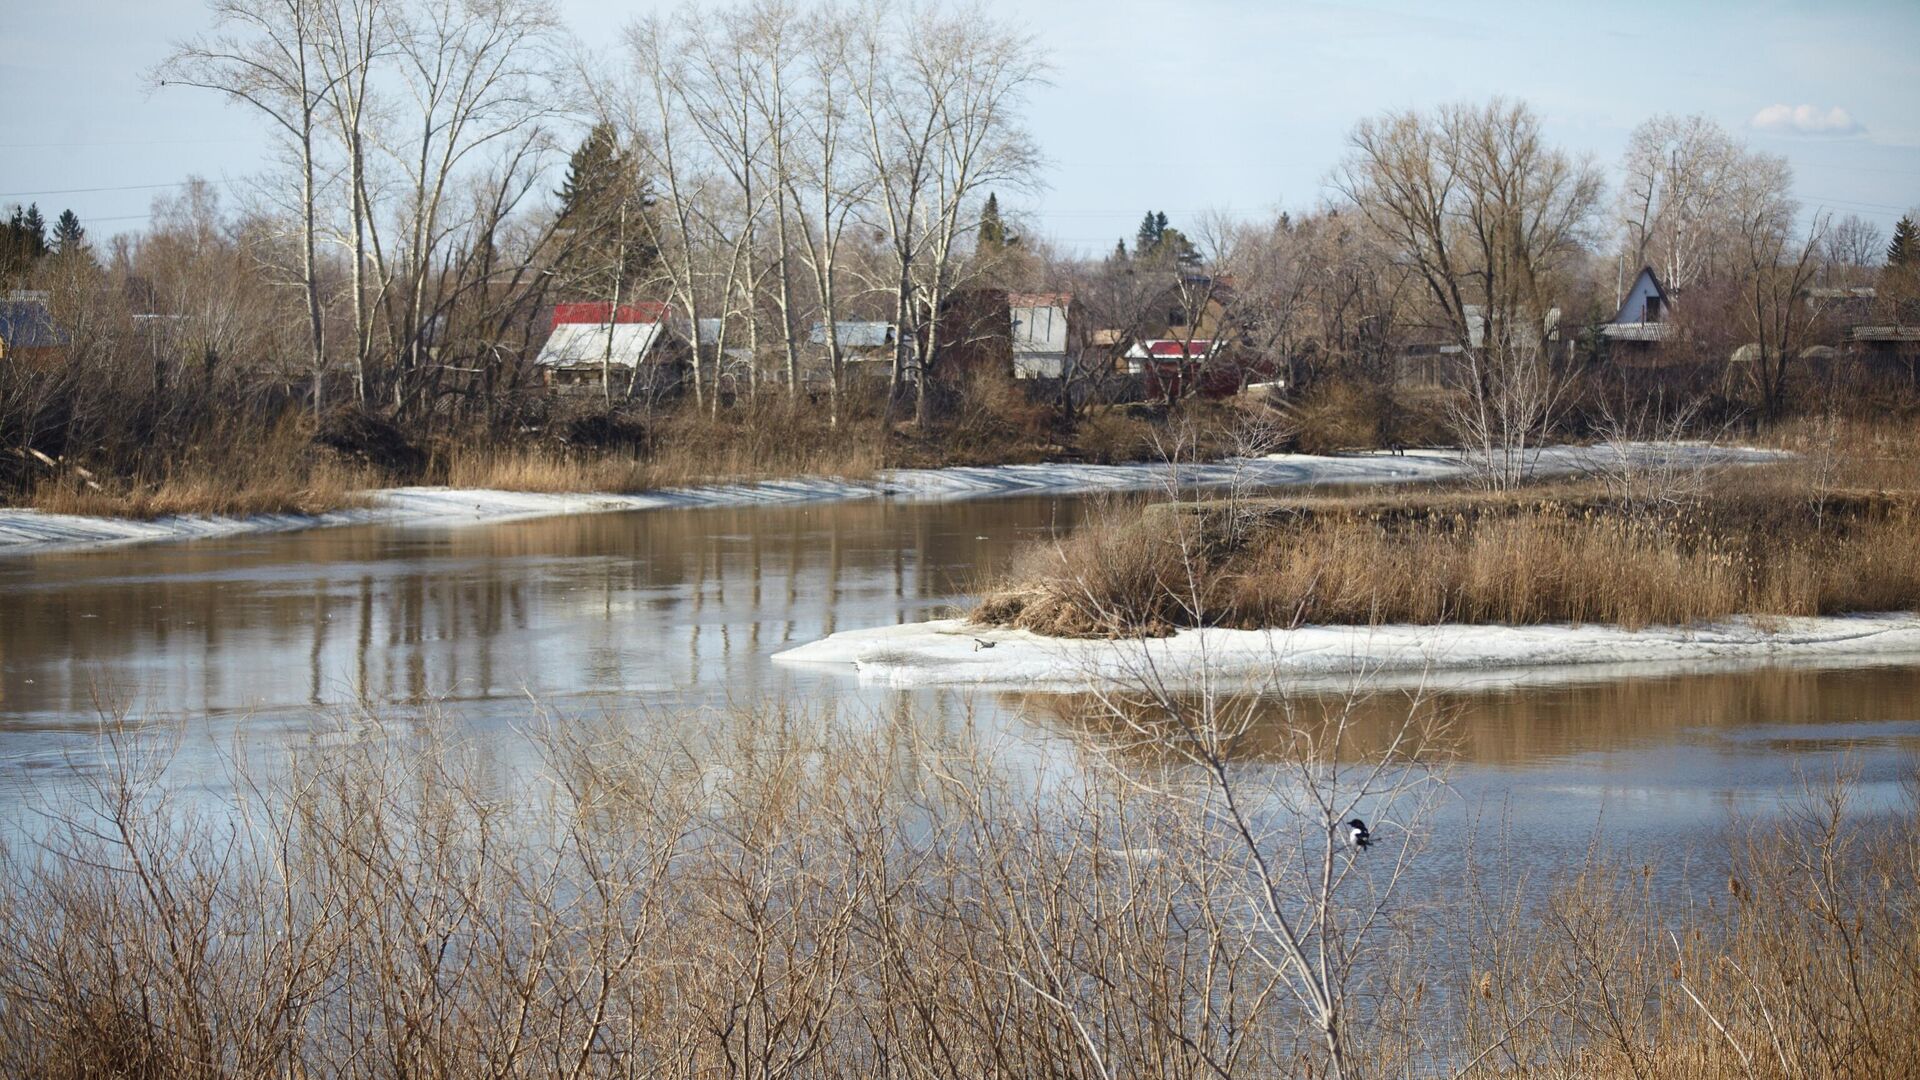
2,0,1917,507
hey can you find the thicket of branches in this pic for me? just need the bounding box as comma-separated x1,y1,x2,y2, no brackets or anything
3,0,1914,504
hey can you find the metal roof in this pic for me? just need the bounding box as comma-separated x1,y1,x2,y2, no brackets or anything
534,321,665,368
808,321,893,348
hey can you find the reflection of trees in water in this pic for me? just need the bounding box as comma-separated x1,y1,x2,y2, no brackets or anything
0,493,1108,722
1012,663,1920,767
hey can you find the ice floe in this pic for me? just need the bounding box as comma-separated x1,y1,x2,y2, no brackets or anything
771,613,1920,692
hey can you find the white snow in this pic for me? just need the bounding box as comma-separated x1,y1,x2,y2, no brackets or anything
771,613,1920,692
0,443,1785,555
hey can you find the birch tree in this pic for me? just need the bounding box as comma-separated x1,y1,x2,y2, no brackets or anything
785,4,874,425
154,0,335,403
380,0,564,417
1616,114,1748,295
310,0,390,402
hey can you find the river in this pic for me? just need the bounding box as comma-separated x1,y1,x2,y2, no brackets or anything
4,490,1918,875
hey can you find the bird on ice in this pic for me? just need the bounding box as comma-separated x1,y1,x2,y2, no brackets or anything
1346,819,1372,850
972,637,997,652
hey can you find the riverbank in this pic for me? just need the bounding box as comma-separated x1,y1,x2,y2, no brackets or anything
0,443,1780,555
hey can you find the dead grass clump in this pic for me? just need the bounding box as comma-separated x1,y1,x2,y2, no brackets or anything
1449,773,1920,1078
975,463,1920,635
29,418,375,519
975,503,1208,637
442,447,657,493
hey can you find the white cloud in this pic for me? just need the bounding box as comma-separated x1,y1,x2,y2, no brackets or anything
1750,104,1863,137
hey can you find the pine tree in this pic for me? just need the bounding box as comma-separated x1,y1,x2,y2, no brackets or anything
52,209,86,257
20,203,47,255
977,192,1018,253
555,123,658,295
1,203,50,277
1135,210,1166,255
1889,215,1918,268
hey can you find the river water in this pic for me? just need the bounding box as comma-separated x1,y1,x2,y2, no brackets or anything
4,491,1918,877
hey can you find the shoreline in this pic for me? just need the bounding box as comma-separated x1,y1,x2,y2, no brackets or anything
771,612,1920,692
0,443,1784,555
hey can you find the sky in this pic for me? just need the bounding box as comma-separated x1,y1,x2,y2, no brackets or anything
3,0,1918,256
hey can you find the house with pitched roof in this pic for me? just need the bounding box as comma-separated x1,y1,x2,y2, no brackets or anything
535,301,682,389
1602,267,1676,348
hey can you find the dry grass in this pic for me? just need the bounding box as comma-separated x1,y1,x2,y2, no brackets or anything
977,420,1920,636
0,705,1911,1079
26,419,376,519
1447,772,1920,1079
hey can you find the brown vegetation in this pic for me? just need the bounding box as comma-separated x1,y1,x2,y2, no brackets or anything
0,706,1910,1079
975,420,1920,636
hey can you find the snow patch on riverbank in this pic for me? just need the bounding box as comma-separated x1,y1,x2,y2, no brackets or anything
0,443,1785,555
771,613,1920,692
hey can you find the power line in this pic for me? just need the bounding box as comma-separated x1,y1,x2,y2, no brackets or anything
0,178,234,199
0,137,261,150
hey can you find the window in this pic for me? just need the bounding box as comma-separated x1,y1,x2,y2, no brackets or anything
1169,307,1187,327
1643,296,1662,323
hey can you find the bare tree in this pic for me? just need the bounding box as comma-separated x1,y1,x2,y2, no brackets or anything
379,0,564,418
310,0,390,403
1616,114,1749,296
785,4,876,425
1821,213,1884,284
154,0,335,399
1337,98,1601,486
1733,184,1827,416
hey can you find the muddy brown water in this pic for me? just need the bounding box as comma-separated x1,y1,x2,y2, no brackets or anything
3,492,1917,880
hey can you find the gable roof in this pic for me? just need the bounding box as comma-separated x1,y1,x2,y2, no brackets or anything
535,321,665,368
808,321,894,348
1126,339,1218,359
1608,267,1671,325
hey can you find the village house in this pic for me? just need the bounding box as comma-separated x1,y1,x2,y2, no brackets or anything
1601,267,1676,364
1009,292,1080,380
0,291,65,369
808,321,904,383
534,301,685,392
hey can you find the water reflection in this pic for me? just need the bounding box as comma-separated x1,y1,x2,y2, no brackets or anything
3,491,1918,843
0,496,1098,723
1018,663,1920,768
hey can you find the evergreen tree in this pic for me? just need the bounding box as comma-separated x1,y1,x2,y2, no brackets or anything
1,203,50,277
1158,226,1202,268
20,203,47,255
555,123,658,295
1132,210,1199,267
52,209,86,257
1889,215,1918,268
977,192,1018,252
1135,210,1167,255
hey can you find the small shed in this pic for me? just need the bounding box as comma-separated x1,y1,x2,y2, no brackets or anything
808,321,902,381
